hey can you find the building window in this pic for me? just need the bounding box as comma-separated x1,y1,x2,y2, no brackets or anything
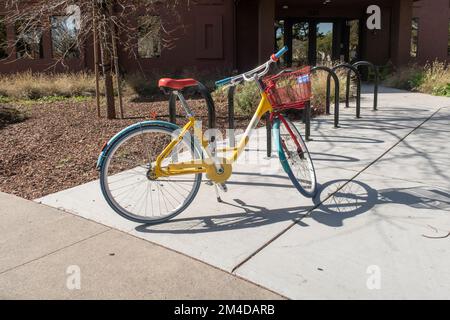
51,16,80,59
15,21,44,59
410,17,419,58
138,16,162,58
0,16,7,59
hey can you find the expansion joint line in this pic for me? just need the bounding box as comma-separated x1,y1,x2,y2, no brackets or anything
0,229,112,276
231,107,443,274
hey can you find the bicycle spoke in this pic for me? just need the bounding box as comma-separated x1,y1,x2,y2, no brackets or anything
277,118,317,197
101,127,201,223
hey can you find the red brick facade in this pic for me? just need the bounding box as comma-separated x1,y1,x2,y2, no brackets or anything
0,0,448,75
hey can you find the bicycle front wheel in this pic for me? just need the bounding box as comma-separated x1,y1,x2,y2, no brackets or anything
99,123,202,224
274,116,317,198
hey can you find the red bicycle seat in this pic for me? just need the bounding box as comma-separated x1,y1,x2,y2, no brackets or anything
158,78,198,90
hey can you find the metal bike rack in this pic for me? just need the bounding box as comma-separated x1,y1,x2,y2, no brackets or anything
303,101,312,142
266,113,272,158
314,66,340,128
351,61,379,111
168,93,177,124
168,81,216,130
333,63,362,118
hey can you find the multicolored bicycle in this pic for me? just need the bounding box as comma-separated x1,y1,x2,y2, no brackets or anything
97,46,317,224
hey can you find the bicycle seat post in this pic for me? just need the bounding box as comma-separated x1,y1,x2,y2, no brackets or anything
174,91,194,118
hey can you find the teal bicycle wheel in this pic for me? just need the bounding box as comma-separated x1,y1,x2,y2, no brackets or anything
274,116,317,198
98,122,202,224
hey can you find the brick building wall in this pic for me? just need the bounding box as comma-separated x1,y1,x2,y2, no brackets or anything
0,0,448,75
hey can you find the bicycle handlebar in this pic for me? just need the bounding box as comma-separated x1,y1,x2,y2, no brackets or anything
215,77,233,87
215,46,289,88
274,46,289,60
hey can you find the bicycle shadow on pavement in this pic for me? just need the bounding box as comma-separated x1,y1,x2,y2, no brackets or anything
306,179,450,228
136,179,450,234
135,199,312,234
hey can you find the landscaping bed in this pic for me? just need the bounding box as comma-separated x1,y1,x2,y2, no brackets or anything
0,96,250,200
0,70,334,200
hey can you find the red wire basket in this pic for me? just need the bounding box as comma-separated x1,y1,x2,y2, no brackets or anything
263,66,312,111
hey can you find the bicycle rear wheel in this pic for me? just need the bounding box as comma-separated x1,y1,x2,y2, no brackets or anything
274,116,317,198
99,123,202,224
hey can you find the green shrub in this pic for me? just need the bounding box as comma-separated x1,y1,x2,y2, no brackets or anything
0,105,27,127
212,67,349,117
383,61,450,96
212,82,261,117
432,83,450,97
383,64,424,90
375,62,394,82
417,61,450,97
234,82,261,116
123,71,168,97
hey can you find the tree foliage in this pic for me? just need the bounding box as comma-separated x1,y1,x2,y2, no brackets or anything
3,0,184,119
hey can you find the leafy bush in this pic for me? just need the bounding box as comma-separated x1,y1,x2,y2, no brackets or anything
212,66,349,117
383,64,424,90
212,82,260,116
0,105,27,128
383,61,450,97
124,72,162,96
373,62,394,82
417,61,450,97
233,82,261,116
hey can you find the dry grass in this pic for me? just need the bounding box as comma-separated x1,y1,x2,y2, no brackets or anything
311,69,348,113
0,69,229,101
0,72,98,99
0,71,160,100
417,61,450,96
383,61,450,96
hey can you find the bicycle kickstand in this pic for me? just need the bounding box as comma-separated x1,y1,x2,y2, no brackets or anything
214,183,228,203
214,184,223,203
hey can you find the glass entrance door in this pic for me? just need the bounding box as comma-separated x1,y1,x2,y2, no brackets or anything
277,18,361,67
316,22,333,65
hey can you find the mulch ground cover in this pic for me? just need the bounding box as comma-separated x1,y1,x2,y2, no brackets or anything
0,95,252,200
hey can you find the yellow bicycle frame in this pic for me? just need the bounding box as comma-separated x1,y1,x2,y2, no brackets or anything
155,92,273,178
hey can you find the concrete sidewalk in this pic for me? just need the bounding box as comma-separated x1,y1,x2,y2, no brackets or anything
2,86,450,299
0,192,283,299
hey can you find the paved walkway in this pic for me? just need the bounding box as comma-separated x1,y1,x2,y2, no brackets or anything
2,86,450,299
0,192,283,299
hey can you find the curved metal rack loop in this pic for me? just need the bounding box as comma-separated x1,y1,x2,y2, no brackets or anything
313,66,340,128
333,63,362,118
352,61,379,111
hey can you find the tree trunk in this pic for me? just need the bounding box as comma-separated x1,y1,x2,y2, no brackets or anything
109,4,124,119
104,72,116,119
98,1,116,119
